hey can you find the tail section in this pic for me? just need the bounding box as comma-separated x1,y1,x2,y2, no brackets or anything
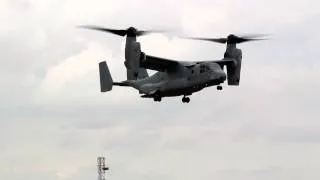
125,36,149,80
99,61,113,92
224,44,242,85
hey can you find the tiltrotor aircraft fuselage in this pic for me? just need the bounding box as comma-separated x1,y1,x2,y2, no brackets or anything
80,26,265,103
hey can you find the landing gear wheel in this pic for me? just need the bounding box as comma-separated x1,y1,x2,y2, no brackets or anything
182,96,190,103
217,86,223,90
154,96,162,102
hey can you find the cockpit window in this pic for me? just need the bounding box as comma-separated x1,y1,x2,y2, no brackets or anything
200,65,205,73
200,65,209,73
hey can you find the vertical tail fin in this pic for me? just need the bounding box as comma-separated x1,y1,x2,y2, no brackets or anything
99,61,113,92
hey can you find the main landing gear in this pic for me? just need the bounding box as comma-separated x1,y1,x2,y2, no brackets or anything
153,96,161,102
217,85,223,90
182,96,190,103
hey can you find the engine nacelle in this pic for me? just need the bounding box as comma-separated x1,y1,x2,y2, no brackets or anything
226,48,242,85
124,40,148,80
140,51,146,63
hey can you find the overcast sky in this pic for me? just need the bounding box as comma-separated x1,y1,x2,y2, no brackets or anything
1,0,320,180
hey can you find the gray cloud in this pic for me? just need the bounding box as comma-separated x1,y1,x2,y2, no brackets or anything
215,167,320,180
1,0,320,180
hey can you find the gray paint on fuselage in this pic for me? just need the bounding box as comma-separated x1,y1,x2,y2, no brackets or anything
123,62,226,97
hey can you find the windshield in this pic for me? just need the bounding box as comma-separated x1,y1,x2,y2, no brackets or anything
200,64,210,73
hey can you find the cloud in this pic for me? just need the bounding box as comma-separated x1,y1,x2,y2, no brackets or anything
215,167,320,180
1,0,320,180
40,42,111,93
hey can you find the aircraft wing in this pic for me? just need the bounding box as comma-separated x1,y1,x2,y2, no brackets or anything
181,59,235,67
142,55,235,71
209,59,235,66
142,55,180,72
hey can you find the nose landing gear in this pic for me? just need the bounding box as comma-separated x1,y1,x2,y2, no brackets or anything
217,85,223,90
182,96,190,103
154,96,162,102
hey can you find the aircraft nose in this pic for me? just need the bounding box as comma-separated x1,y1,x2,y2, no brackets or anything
214,71,226,81
219,71,226,81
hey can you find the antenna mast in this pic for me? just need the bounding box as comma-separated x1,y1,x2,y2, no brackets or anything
97,157,109,180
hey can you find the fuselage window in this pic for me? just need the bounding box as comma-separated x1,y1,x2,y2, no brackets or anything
200,65,205,73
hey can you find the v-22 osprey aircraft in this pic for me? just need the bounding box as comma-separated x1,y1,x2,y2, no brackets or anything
79,25,266,103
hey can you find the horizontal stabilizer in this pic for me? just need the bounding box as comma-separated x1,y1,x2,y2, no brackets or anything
99,61,113,92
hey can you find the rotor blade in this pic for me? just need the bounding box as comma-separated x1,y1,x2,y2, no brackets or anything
136,30,167,36
78,25,127,36
181,36,227,43
235,33,270,38
234,37,268,44
228,34,270,43
181,33,269,44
